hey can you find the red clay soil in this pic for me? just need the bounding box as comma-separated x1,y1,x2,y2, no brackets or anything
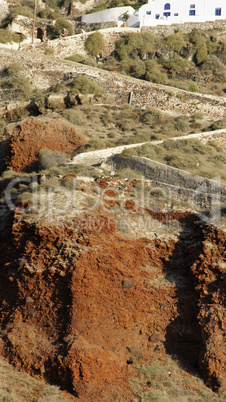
4,117,86,172
0,204,225,400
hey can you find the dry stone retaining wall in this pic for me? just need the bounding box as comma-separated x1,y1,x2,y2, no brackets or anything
0,47,225,119
141,19,226,36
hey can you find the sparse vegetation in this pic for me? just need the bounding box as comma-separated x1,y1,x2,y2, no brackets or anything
0,62,33,100
120,138,226,182
115,168,143,179
0,29,26,44
62,109,85,126
39,149,67,170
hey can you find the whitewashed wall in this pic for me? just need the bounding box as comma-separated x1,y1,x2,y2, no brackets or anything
139,0,226,27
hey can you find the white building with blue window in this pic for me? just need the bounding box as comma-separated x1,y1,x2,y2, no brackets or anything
81,0,226,28
139,0,226,27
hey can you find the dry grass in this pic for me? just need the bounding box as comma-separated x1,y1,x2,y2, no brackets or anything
62,104,213,154
0,356,75,401
130,356,225,401
120,138,226,183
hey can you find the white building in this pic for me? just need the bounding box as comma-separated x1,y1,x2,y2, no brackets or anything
139,0,226,27
82,6,139,28
82,1,226,29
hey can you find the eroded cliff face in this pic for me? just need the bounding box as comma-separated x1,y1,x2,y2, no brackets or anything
3,116,86,172
0,174,225,400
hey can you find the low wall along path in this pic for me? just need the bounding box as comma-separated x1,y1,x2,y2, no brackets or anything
0,47,226,119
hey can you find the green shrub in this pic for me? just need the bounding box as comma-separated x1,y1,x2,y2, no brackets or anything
115,32,158,61
61,177,77,190
165,153,198,170
115,168,143,179
200,55,226,76
121,58,146,79
65,54,96,67
71,75,103,95
165,33,186,52
2,64,34,100
45,47,55,56
145,60,167,84
211,118,226,130
88,139,106,149
39,149,67,170
6,77,33,100
206,39,220,55
0,29,26,44
176,93,184,100
38,8,58,19
90,4,108,13
85,32,105,57
162,139,178,151
65,54,86,63
174,116,190,132
53,18,74,37
120,148,138,158
7,62,23,77
141,108,164,126
164,56,193,77
137,143,160,159
193,112,204,120
188,85,198,92
62,109,85,126
191,32,207,64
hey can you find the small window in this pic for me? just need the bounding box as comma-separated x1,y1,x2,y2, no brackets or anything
146,11,151,15
174,13,179,16
215,8,222,16
190,4,195,8
189,10,196,15
155,14,160,19
163,12,171,17
164,3,171,10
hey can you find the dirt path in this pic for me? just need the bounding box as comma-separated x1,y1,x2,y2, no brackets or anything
70,129,226,166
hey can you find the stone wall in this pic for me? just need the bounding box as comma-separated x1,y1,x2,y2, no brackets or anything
141,19,226,36
0,47,225,119
115,156,226,197
75,21,118,32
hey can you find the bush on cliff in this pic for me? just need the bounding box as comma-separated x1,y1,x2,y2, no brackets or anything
85,32,105,57
1,62,33,100
190,31,207,65
0,29,26,44
165,33,186,52
53,18,74,38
